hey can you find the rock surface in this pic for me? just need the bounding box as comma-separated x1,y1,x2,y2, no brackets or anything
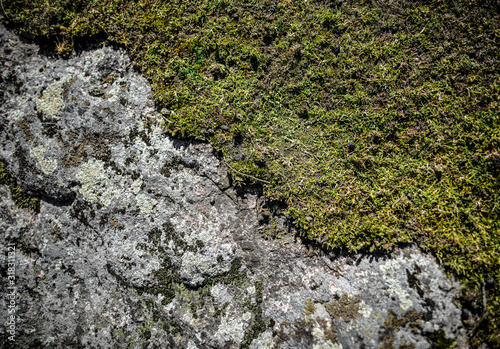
0,23,466,348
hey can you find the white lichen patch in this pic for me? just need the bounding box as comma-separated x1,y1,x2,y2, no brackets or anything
211,283,234,305
247,285,256,296
215,312,250,346
186,341,199,349
249,331,274,349
379,258,413,311
30,145,58,175
36,81,65,120
77,159,118,206
91,49,105,65
136,193,156,214
131,178,143,195
358,300,372,318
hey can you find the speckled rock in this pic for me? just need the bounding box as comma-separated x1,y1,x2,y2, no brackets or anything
0,22,466,349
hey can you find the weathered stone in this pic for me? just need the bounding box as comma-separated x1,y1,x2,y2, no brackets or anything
0,22,465,349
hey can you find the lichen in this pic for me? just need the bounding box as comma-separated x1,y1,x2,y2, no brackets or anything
76,159,118,206
131,178,143,195
36,81,65,120
379,258,414,311
30,145,58,175
312,336,343,349
4,1,500,343
358,300,373,318
214,310,251,346
136,193,157,214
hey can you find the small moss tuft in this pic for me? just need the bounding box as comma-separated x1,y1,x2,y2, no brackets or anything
379,309,422,349
325,293,361,323
240,281,266,349
428,330,456,349
1,159,40,213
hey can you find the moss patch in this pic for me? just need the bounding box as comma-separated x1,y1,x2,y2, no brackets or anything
240,281,266,349
428,330,456,349
325,293,361,323
379,309,422,349
0,159,40,213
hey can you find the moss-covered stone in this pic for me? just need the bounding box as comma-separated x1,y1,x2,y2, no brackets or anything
379,309,422,349
240,281,266,349
428,330,456,349
4,0,499,344
1,159,40,213
325,293,361,323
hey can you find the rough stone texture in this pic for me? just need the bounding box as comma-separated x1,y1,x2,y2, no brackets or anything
0,23,467,349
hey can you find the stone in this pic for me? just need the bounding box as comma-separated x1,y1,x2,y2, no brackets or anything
0,22,466,348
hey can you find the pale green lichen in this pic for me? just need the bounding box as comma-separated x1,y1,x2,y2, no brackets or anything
358,300,373,318
379,258,413,311
214,311,252,346
250,331,274,349
36,81,65,120
77,159,117,206
131,178,143,195
136,193,157,214
30,145,57,174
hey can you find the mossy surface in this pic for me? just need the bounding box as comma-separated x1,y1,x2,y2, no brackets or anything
325,293,361,323
5,0,499,345
428,330,456,349
0,159,40,213
379,309,421,349
240,281,266,349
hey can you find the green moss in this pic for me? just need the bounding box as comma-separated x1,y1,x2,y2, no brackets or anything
160,318,182,337
140,327,151,341
1,159,40,213
428,330,456,349
203,257,246,288
160,157,181,177
147,253,181,305
147,227,163,245
325,293,361,323
316,317,338,344
0,160,12,185
304,298,316,317
17,117,35,141
379,309,422,349
240,281,266,349
51,223,62,242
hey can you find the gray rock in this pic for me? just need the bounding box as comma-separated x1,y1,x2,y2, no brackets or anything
0,22,466,349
